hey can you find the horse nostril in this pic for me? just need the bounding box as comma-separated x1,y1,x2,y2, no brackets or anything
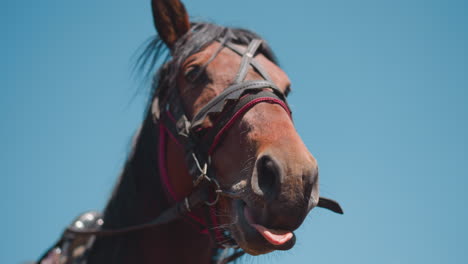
254,155,281,200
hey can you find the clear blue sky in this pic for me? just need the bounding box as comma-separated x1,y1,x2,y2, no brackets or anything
2,0,467,263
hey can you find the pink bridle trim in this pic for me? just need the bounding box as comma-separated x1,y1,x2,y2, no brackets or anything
165,110,177,123
158,123,209,234
208,97,291,155
160,123,182,148
158,124,182,201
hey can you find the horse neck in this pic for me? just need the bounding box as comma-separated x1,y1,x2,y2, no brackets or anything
86,112,213,264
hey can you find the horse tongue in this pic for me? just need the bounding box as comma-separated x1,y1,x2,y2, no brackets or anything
251,224,293,246
244,207,293,245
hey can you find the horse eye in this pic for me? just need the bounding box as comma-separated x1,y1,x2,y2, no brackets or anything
184,65,201,82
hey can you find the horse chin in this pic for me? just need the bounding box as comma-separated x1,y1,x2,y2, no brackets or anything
229,200,296,255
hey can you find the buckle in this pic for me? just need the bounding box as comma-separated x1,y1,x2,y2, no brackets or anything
191,153,221,206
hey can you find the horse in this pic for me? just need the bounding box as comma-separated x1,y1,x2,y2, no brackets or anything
38,0,342,263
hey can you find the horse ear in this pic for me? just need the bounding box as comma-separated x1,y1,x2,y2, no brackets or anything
151,0,191,50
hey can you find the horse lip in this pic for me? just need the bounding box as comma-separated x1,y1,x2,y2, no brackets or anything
236,201,296,252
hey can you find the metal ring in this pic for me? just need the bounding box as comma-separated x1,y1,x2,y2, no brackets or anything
205,194,219,206
205,178,221,206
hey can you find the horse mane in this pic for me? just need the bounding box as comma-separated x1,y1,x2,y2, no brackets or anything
88,22,279,263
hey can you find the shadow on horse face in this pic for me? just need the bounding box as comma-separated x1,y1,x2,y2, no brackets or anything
172,41,320,255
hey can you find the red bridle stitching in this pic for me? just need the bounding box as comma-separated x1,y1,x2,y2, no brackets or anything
158,124,209,234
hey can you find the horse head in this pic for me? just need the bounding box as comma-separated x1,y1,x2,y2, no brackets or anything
151,0,342,256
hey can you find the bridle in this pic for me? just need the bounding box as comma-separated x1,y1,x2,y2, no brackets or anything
49,34,289,262
153,35,292,249
43,33,342,264
157,34,293,247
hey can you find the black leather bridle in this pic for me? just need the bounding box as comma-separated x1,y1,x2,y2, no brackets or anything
153,36,293,249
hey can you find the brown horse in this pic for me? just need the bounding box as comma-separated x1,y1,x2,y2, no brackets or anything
38,0,342,263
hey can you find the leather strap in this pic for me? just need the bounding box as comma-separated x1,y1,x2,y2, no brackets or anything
64,182,211,237
225,42,273,82
196,90,290,156
191,80,284,129
233,39,263,84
